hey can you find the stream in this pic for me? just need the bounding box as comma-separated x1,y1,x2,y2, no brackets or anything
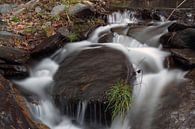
14,11,186,129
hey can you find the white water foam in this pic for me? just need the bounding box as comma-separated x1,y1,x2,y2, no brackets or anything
107,11,138,24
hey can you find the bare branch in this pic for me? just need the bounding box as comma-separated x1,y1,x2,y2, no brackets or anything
167,0,187,21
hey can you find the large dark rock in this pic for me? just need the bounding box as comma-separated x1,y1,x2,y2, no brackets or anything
0,75,49,129
165,49,195,70
68,3,94,18
31,33,66,57
53,46,135,126
0,63,29,79
0,31,24,48
0,46,29,64
53,47,135,101
134,9,161,21
168,22,195,32
160,28,195,49
0,46,29,79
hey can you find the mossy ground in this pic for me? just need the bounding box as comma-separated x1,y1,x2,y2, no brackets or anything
0,0,106,49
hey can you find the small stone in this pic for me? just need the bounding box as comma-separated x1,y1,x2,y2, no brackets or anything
190,110,195,115
68,3,93,18
45,22,52,27
51,4,65,16
57,27,70,37
35,6,42,13
82,1,94,7
0,31,20,38
0,4,15,14
179,114,185,121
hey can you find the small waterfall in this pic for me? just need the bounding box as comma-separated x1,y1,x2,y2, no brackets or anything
76,101,87,125
131,70,186,129
88,24,128,43
113,33,146,48
107,11,138,24
13,10,186,129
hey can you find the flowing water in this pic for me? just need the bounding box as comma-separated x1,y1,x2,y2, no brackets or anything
14,11,186,129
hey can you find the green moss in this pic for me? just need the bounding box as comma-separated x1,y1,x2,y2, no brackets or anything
48,15,60,21
106,80,133,120
94,18,105,25
23,27,37,33
67,33,78,42
61,0,81,5
11,16,20,22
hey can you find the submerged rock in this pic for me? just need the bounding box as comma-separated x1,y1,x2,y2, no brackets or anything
53,46,135,125
0,75,49,129
151,69,195,129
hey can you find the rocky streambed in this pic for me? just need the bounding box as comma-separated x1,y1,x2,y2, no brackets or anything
0,2,195,129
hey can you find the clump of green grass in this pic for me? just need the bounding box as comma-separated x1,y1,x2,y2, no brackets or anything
11,16,20,22
23,27,37,33
107,80,133,120
67,33,78,42
61,0,81,5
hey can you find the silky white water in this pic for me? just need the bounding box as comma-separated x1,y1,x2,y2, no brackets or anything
14,11,185,129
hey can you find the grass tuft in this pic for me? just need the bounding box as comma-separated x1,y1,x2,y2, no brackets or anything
106,80,133,120
67,33,78,42
11,16,20,22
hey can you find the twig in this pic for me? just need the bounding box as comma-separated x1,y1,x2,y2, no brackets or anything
166,0,187,21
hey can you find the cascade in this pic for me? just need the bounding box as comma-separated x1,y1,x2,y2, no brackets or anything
14,11,185,129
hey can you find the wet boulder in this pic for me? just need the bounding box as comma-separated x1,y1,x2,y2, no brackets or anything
53,46,134,101
0,46,29,64
140,9,152,20
0,75,49,129
165,49,195,70
31,33,66,58
0,63,29,79
160,28,195,49
128,22,173,47
0,46,29,79
168,22,195,32
68,3,94,18
53,46,135,125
